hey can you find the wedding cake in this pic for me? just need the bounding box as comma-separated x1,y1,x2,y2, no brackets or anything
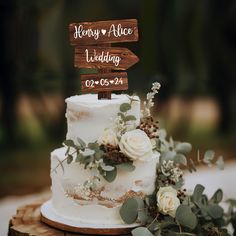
49,93,160,225
41,18,233,235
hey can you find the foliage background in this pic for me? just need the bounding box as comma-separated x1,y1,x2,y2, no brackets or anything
0,0,235,197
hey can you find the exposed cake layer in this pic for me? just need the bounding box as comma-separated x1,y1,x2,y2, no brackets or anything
65,94,140,144
50,147,159,224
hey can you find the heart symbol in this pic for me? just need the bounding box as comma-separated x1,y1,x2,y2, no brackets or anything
110,80,114,84
101,29,106,35
95,81,99,85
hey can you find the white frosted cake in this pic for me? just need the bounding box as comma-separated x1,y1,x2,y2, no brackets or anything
49,93,159,225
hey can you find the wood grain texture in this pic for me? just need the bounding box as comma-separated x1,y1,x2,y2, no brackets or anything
74,46,139,70
8,200,132,236
69,19,138,45
41,215,132,235
8,199,64,236
81,72,128,93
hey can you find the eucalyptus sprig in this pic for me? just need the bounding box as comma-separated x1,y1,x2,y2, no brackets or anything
120,185,231,236
156,129,224,173
115,97,138,139
55,136,136,185
62,138,118,183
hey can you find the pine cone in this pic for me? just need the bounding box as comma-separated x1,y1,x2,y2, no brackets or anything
103,150,130,165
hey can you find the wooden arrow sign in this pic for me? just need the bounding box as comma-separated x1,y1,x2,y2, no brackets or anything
80,72,128,93
69,19,138,45
74,46,139,70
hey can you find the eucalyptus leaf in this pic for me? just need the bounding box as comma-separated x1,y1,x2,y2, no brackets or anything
94,150,103,160
175,142,192,154
226,199,236,207
88,142,100,151
124,115,137,122
120,103,131,112
201,194,209,206
169,137,174,148
174,154,187,166
210,189,223,204
133,196,148,224
117,112,126,120
158,129,167,141
132,227,154,236
103,167,117,182
189,158,197,173
134,196,145,209
116,162,135,172
203,150,215,166
207,204,224,219
193,184,205,204
120,198,139,224
63,139,75,147
67,154,73,164
77,137,86,149
65,146,70,156
160,151,176,162
138,208,148,224
176,205,198,230
216,156,224,170
75,153,84,162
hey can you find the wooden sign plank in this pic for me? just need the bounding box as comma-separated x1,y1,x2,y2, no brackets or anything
69,19,138,45
74,47,139,70
80,72,128,93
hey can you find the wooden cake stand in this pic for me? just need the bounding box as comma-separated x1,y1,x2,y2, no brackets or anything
8,199,135,236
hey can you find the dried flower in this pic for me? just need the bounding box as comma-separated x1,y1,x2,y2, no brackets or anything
142,82,161,118
161,160,183,183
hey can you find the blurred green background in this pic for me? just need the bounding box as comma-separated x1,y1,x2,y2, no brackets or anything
0,0,235,198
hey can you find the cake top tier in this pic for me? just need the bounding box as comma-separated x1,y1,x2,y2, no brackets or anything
66,94,139,107
65,93,140,144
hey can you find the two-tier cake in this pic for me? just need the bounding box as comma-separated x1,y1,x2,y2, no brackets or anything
44,93,159,227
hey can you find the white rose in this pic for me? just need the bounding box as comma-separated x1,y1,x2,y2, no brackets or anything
98,128,118,147
156,186,180,218
119,129,153,161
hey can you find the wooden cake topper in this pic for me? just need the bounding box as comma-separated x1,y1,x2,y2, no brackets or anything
69,19,138,45
74,47,139,70
69,19,139,99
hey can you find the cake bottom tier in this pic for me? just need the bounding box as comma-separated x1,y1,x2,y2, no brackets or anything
50,147,159,225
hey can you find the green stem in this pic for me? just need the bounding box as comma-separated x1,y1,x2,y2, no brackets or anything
176,233,196,236
147,216,158,230
51,150,77,173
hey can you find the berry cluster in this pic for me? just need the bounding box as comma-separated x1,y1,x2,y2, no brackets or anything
137,116,159,139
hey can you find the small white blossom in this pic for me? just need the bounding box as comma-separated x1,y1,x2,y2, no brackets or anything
152,82,161,92
98,128,119,147
73,183,92,200
147,92,154,101
161,160,183,183
142,81,161,118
